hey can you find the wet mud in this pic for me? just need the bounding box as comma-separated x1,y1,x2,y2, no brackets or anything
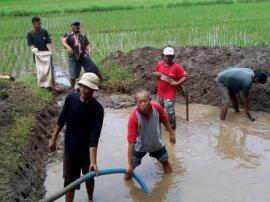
44,104,270,202
2,46,270,201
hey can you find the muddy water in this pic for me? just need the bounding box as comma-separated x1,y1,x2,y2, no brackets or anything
54,65,70,87
44,104,270,202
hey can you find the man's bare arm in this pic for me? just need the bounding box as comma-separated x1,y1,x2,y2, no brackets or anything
49,125,63,150
62,37,73,56
89,147,98,173
86,44,92,57
128,142,134,167
242,96,255,121
125,142,134,180
152,72,163,79
171,75,188,86
46,43,53,52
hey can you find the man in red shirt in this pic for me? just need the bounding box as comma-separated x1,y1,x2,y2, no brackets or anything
153,47,188,129
124,88,176,180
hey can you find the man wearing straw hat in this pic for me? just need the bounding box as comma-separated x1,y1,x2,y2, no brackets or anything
153,47,188,130
49,73,104,202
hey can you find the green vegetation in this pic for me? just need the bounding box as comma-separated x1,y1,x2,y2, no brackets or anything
20,75,53,103
0,78,53,196
101,63,138,92
0,0,267,16
0,0,269,77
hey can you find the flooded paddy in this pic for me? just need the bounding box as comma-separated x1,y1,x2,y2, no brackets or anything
44,104,270,202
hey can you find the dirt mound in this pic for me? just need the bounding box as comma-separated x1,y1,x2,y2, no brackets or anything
0,80,59,202
103,46,270,112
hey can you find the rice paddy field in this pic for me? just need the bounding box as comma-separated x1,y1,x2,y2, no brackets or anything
0,0,269,75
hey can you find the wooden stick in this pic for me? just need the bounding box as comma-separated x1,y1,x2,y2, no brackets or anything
186,91,189,121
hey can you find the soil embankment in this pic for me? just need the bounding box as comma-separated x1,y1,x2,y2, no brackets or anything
0,80,60,201
103,46,270,112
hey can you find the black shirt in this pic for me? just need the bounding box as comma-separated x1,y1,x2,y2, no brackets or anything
57,93,104,153
27,29,52,51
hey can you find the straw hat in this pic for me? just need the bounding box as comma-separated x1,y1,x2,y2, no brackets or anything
78,73,99,90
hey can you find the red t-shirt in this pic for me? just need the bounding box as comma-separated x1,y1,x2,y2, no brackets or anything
127,102,168,143
155,61,187,99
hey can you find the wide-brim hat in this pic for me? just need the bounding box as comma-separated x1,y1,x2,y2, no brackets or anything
77,73,99,90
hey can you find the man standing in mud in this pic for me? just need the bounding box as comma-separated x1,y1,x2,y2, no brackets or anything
62,20,104,92
153,47,188,130
49,73,104,202
216,67,267,121
27,16,57,92
124,88,176,180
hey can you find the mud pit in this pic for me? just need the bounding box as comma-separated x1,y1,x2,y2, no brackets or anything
44,104,270,202
103,46,270,112
3,46,269,201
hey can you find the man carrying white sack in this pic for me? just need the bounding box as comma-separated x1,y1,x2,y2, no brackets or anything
27,16,58,92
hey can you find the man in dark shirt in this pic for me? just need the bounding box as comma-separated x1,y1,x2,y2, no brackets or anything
62,20,104,92
27,17,52,52
49,72,104,202
27,17,57,91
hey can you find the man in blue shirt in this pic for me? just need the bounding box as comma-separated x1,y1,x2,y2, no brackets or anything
49,73,104,202
215,67,267,121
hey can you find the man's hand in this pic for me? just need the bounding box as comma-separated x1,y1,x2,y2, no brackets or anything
49,138,57,151
169,131,176,144
86,50,92,57
170,80,179,87
160,74,172,83
152,72,162,79
31,47,38,53
89,163,99,176
67,47,73,56
124,164,133,180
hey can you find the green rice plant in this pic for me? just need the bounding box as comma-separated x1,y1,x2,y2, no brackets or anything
0,0,268,16
0,1,269,75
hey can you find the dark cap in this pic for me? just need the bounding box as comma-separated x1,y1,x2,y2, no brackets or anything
71,19,80,26
254,70,267,84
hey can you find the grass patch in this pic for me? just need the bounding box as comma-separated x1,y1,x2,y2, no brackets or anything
100,63,138,93
19,75,53,103
0,116,33,176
